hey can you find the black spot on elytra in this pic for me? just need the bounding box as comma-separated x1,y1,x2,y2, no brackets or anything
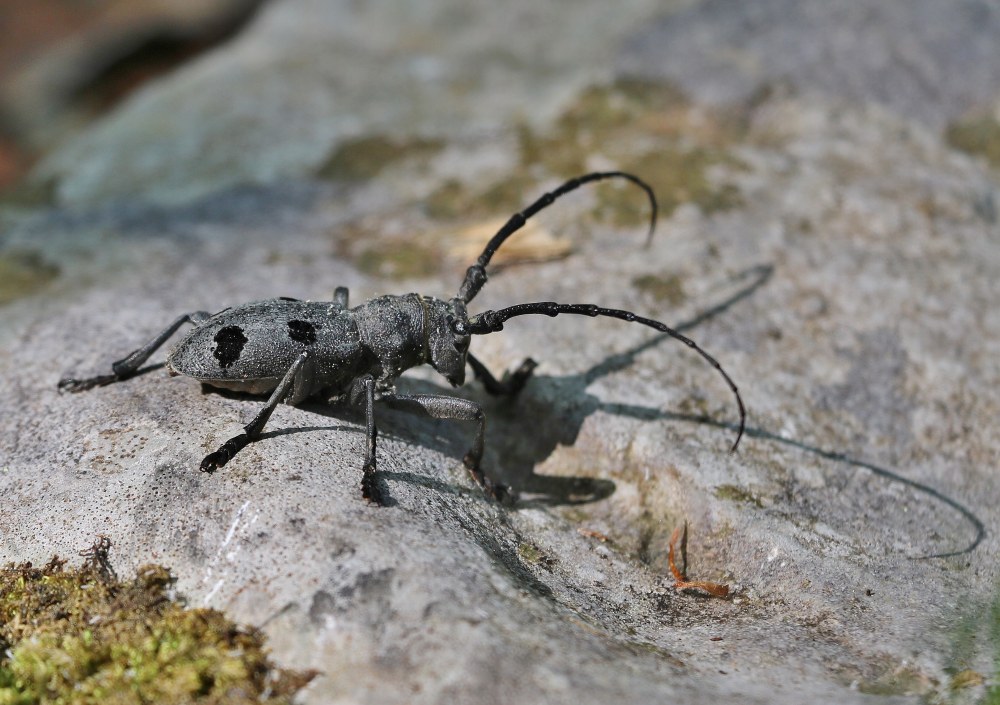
288,319,318,345
213,325,247,369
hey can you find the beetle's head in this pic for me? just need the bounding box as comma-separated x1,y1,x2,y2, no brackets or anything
425,297,471,387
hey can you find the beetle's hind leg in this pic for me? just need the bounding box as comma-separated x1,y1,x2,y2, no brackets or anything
379,393,513,503
467,353,537,397
201,352,309,473
58,311,212,392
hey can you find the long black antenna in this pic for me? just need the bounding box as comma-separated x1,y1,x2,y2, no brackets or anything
456,171,657,304
465,302,745,452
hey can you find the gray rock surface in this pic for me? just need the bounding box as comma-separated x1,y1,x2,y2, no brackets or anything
619,0,1000,131
2,1,1000,703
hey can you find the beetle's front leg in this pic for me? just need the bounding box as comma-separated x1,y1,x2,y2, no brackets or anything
201,352,308,472
58,311,212,392
379,393,513,503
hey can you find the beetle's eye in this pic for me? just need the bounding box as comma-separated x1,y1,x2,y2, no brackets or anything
448,316,468,336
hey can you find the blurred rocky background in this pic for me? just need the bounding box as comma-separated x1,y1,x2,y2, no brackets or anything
0,0,265,190
1,1,999,703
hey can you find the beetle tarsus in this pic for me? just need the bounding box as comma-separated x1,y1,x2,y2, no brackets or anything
201,434,248,472
361,461,385,505
57,311,212,394
503,358,538,395
463,452,515,504
57,374,120,393
487,480,517,505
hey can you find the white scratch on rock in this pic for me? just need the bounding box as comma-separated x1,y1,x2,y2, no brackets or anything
204,578,225,605
200,500,253,602
223,500,251,547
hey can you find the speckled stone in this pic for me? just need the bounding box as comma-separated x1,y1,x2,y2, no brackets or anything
3,1,1000,703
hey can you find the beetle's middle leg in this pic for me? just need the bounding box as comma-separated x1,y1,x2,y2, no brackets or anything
467,353,537,397
351,375,385,505
201,352,309,472
379,393,512,502
59,311,212,392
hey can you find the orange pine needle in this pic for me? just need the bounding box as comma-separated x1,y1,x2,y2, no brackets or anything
668,524,686,582
675,579,730,598
668,521,730,599
578,528,612,543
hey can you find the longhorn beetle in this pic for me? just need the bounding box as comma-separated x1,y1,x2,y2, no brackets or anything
59,171,745,505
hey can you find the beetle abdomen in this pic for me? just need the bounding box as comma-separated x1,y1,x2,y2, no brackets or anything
166,299,365,397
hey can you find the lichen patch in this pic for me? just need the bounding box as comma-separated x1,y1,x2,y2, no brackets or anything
0,557,315,704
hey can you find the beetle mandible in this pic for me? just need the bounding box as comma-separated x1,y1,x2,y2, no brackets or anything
59,171,746,505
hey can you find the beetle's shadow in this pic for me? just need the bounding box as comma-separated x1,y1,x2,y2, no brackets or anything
480,263,779,504
369,263,777,506
343,261,981,558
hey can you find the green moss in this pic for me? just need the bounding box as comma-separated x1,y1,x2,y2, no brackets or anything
517,121,586,179
855,663,935,697
631,273,685,306
0,557,314,704
560,507,591,525
946,116,1000,168
423,179,470,220
518,80,690,178
696,182,744,214
622,639,685,668
947,606,981,678
569,79,689,129
423,174,535,222
317,134,444,181
328,79,751,265
950,669,985,691
517,542,543,564
517,542,555,570
517,79,745,228
988,588,1000,704
0,250,59,305
371,81,747,236
355,240,440,280
592,147,743,228
420,79,747,233
944,584,1000,702
0,176,58,208
473,177,538,219
714,484,762,508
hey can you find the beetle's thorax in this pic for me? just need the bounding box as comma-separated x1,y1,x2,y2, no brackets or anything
353,294,470,387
